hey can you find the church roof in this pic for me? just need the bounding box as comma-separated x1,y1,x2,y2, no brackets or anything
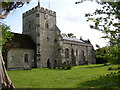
3,33,36,50
63,37,84,43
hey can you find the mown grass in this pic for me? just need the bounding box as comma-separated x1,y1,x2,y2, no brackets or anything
7,64,119,88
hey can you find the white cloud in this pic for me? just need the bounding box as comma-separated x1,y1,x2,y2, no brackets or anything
55,1,107,48
58,7,86,24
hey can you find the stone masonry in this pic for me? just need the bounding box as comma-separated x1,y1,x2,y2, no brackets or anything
22,3,96,69
3,3,96,70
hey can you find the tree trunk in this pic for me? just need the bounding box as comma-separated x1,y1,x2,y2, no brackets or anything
0,51,15,89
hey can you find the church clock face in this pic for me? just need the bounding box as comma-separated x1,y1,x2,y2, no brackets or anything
44,14,49,19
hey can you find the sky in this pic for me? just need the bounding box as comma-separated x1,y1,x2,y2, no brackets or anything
3,0,108,49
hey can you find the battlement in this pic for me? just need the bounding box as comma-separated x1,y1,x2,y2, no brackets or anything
23,6,56,17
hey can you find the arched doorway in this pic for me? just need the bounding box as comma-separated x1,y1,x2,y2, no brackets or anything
47,59,51,68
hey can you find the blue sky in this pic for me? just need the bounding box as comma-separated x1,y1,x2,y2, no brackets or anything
3,0,108,49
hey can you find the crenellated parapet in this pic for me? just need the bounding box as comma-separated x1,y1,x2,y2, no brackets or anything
23,6,56,18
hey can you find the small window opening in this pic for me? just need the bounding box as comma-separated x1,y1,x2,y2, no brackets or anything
36,13,40,17
24,54,28,63
45,22,49,28
54,39,58,43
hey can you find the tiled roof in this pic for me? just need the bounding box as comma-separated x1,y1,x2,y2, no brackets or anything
3,33,36,49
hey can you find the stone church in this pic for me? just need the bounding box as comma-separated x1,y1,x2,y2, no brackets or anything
3,3,96,70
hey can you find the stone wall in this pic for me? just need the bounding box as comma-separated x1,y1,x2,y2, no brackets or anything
62,39,96,66
22,5,58,68
22,4,96,69
7,48,34,70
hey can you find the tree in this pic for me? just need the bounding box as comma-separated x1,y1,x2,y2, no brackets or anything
80,36,91,44
95,47,108,64
86,1,120,45
95,44,100,49
76,0,120,64
104,45,120,64
0,1,30,19
61,33,68,37
62,33,76,38
0,23,15,90
0,24,14,46
0,1,30,89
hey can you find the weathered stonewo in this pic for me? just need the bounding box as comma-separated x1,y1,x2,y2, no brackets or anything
3,4,96,70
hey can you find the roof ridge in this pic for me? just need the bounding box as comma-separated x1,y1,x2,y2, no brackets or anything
63,37,84,43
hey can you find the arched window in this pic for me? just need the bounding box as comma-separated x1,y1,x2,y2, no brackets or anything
54,39,58,43
24,54,28,63
71,49,74,56
65,48,69,59
45,21,49,28
76,49,78,56
36,13,40,17
28,21,31,29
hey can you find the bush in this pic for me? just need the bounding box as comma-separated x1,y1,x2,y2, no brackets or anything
104,45,120,64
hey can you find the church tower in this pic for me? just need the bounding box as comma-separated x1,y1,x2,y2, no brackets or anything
22,2,62,68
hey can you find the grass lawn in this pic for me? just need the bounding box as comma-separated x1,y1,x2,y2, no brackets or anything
7,64,119,88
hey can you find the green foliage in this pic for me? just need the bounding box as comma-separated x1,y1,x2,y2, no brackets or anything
8,64,118,88
67,33,76,38
77,1,120,65
0,1,30,19
95,47,108,64
95,45,120,64
84,1,120,64
0,25,14,46
95,44,100,49
62,33,76,38
86,2,120,44
104,44,120,64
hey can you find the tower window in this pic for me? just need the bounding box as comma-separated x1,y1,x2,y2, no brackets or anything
29,21,31,29
36,13,40,17
45,21,49,28
54,39,58,43
24,54,29,63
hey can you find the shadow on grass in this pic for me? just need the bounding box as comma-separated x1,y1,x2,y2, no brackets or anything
76,72,120,88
